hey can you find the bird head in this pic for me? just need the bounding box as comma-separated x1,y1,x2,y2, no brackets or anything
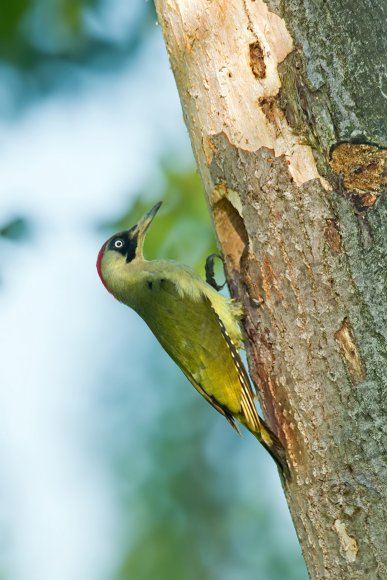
97,201,162,292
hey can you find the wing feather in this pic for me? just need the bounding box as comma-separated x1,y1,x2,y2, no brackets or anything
181,366,240,433
138,268,260,433
207,301,262,433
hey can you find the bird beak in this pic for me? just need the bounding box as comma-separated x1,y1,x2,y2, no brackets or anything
132,201,162,256
135,201,162,235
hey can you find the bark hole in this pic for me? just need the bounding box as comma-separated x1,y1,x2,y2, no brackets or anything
258,96,276,122
249,41,266,79
213,197,248,274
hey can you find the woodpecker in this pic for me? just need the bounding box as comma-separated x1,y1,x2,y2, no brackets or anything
97,202,289,477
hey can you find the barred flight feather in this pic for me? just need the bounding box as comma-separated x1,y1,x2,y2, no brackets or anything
211,306,261,433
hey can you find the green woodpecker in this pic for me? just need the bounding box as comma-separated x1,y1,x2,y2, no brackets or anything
97,202,288,477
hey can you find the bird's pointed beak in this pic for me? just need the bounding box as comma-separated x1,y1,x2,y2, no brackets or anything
132,201,162,257
135,201,162,236
137,201,162,230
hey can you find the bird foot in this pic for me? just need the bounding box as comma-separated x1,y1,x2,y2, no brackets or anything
205,253,226,291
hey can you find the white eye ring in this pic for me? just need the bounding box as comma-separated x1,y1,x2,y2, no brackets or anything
114,239,124,249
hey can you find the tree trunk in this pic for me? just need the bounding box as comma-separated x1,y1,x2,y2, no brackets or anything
154,1,386,578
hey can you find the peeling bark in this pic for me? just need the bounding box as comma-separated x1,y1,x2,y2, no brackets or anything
154,1,387,578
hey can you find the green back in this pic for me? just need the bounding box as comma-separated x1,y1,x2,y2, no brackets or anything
132,274,242,417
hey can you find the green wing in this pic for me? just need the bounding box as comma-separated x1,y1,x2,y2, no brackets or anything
138,276,261,432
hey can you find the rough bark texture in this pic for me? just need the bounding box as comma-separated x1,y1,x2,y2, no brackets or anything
154,1,386,578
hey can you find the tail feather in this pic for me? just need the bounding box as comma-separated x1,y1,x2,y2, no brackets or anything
252,419,291,480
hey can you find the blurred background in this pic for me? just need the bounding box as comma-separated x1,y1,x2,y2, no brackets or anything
0,2,307,579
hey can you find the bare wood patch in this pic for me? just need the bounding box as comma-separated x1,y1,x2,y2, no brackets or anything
330,143,387,211
335,319,365,384
334,520,358,563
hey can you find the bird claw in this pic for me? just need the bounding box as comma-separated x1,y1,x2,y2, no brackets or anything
205,253,226,291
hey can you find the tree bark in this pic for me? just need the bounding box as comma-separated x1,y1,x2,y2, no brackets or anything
154,1,386,578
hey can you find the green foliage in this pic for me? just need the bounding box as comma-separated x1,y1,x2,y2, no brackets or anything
0,0,94,58
0,0,156,83
0,216,31,240
0,0,30,43
101,163,218,274
115,395,234,580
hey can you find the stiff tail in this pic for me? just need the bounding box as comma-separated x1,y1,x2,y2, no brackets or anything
253,419,291,481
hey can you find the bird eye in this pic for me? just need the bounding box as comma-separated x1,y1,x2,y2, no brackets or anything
114,239,124,249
